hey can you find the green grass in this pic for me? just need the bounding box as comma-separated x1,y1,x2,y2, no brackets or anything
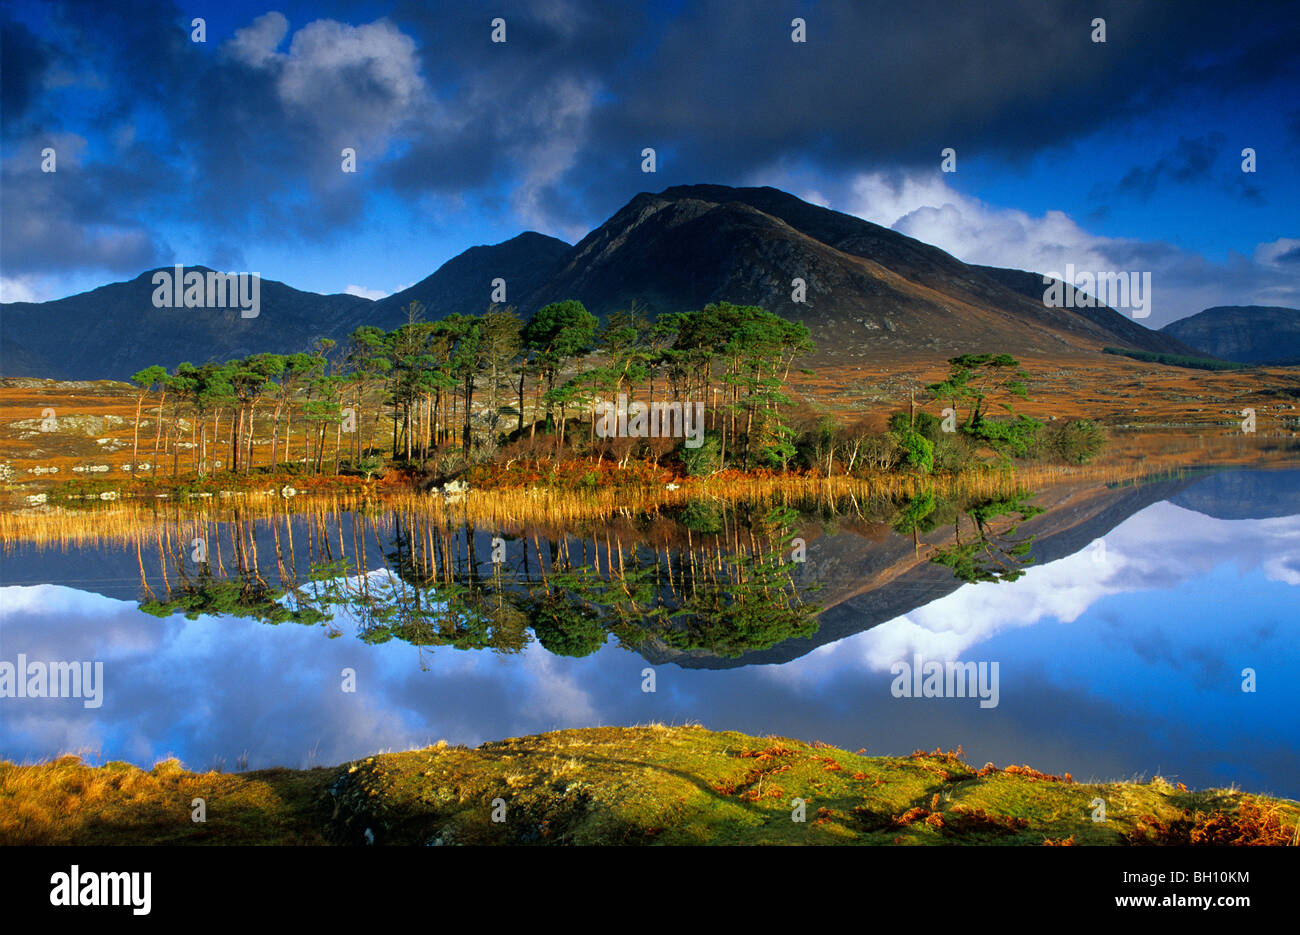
3,726,1296,845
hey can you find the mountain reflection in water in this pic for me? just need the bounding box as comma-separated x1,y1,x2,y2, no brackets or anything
1,467,1297,796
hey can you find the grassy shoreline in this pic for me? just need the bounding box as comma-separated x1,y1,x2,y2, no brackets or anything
3,726,1296,846
6,452,1298,549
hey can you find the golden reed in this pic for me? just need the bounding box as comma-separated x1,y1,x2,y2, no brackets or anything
0,459,1179,552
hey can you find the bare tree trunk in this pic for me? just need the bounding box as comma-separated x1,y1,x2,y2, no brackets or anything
245,402,257,474
131,392,143,474
152,390,165,478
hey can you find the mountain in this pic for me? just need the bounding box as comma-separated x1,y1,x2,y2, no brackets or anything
3,184,1206,379
373,232,570,320
0,233,570,381
642,473,1202,669
1169,467,1300,520
643,464,1300,670
1159,305,1300,365
974,265,1197,356
0,269,373,381
521,185,1197,360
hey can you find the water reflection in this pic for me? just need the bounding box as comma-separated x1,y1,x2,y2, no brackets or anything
1,468,1297,796
88,488,1051,661
126,501,834,660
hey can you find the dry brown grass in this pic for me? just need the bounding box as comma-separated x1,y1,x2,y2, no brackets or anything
1125,797,1300,846
0,754,332,845
0,461,1174,549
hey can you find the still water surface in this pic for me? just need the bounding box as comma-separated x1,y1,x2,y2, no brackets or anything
2,467,1296,796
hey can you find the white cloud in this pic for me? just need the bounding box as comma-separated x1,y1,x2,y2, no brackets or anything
344,283,387,300
225,11,290,68
0,275,46,303
760,502,1300,688
343,281,412,300
223,14,429,154
506,77,600,240
752,167,1300,327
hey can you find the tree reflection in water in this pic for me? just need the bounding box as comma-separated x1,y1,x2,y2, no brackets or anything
135,488,1043,659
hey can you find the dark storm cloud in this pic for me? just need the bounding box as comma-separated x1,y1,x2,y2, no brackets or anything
0,136,176,272
567,1,1295,180
1117,134,1224,199
369,0,1300,231
382,0,1300,230
0,15,59,130
4,0,1298,272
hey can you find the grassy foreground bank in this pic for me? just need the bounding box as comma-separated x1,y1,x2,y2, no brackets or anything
2,726,1296,846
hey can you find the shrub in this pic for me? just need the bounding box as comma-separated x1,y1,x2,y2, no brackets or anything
893,429,933,474
1126,799,1296,846
681,431,722,476
1046,418,1106,464
931,435,970,472
965,415,1042,460
888,410,943,444
856,434,899,473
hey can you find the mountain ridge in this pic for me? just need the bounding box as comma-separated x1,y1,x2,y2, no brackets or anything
1159,305,1300,365
2,184,1215,379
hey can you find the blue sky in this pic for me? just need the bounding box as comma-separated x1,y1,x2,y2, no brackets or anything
3,0,1298,326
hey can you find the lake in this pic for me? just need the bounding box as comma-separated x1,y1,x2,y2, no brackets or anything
2,466,1297,797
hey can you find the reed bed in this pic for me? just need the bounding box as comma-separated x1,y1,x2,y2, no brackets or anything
0,458,1190,552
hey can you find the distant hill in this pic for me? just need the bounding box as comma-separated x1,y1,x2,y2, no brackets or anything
1159,306,1300,365
0,234,570,381
373,231,571,321
0,269,373,380
2,184,1211,379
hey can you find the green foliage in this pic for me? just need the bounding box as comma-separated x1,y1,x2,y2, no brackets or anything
528,589,608,658
678,500,724,533
930,493,1046,584
681,430,722,476
923,354,1044,462
966,414,1043,461
893,428,934,473
1102,347,1247,371
926,353,1029,429
892,489,938,537
140,576,331,626
888,410,943,444
130,365,168,392
1045,418,1107,464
